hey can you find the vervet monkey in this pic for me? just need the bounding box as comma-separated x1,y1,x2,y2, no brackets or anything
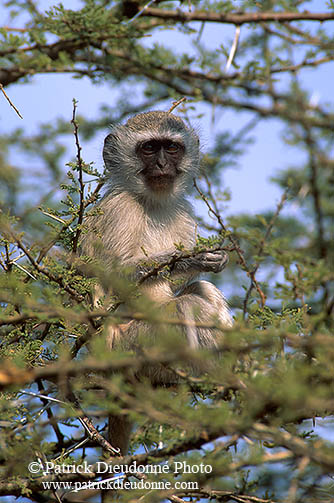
81,111,232,454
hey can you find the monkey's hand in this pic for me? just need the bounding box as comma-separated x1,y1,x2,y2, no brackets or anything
136,249,228,282
186,249,229,274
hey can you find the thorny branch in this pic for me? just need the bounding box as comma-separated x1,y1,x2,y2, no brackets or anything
37,178,105,263
36,379,65,449
88,48,334,134
177,490,275,503
1,412,331,499
7,231,84,302
2,330,333,388
137,245,232,284
168,96,187,113
0,293,227,331
64,389,121,456
194,176,267,309
0,83,23,119
70,99,85,255
243,190,289,315
1,7,334,90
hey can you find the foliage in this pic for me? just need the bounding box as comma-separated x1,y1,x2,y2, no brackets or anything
0,1,333,502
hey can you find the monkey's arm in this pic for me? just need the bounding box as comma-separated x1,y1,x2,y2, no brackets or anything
136,249,229,282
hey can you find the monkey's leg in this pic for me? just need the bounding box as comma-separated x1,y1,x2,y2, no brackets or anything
108,414,133,455
103,283,231,454
103,321,138,457
176,280,232,348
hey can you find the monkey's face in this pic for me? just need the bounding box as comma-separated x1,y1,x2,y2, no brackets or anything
103,111,200,200
136,139,185,193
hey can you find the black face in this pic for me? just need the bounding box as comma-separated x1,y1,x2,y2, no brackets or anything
137,138,185,192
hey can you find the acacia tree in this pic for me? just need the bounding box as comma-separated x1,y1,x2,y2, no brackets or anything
0,1,333,502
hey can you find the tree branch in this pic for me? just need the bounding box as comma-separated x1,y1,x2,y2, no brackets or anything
194,177,267,308
243,190,288,315
0,83,23,119
70,99,85,255
142,8,334,25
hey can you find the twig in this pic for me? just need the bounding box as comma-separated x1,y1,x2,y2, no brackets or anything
272,55,333,74
0,340,223,388
168,97,187,113
243,190,288,315
11,233,84,302
193,176,266,308
177,489,275,503
169,496,185,503
70,321,97,359
23,388,120,456
0,300,230,331
36,379,65,449
62,388,122,455
37,178,104,263
71,99,85,254
251,423,334,471
1,26,27,32
137,244,231,284
78,416,121,456
283,22,326,45
0,83,23,119
25,0,41,16
54,437,90,461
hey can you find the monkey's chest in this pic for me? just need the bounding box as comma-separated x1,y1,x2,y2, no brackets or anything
131,219,195,260
138,221,196,299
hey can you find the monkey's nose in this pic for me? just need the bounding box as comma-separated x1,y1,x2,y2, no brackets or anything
156,160,167,171
156,150,168,170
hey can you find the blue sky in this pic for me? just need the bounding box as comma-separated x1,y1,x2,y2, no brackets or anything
1,0,333,218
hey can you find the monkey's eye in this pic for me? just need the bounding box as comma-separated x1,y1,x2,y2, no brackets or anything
141,141,157,154
165,141,180,153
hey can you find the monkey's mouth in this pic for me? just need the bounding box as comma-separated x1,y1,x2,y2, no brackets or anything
145,174,176,191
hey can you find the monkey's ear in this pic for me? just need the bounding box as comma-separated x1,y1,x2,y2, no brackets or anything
104,132,121,154
104,133,116,149
103,133,119,166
